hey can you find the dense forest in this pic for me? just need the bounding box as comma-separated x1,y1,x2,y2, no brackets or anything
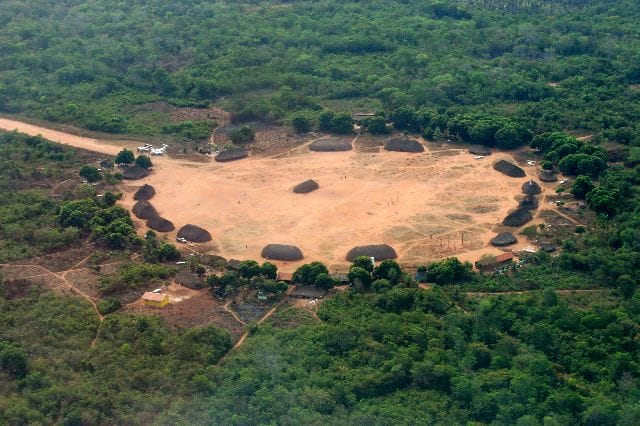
0,0,639,143
1,0,640,424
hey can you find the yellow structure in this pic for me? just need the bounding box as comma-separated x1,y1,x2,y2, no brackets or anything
142,292,169,308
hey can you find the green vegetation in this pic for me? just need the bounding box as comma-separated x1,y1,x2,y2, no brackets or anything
2,0,640,423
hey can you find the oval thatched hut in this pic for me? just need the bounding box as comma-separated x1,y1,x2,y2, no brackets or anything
519,195,539,210
121,165,150,180
177,224,212,243
146,216,175,232
468,145,491,156
502,209,533,227
261,244,304,261
133,184,155,201
175,271,206,289
494,160,526,178
309,139,352,152
384,138,425,153
346,244,397,262
215,149,248,162
132,201,158,220
522,180,542,195
490,232,518,247
539,169,558,182
293,179,319,194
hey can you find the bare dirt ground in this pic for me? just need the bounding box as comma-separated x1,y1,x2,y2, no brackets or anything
0,117,563,272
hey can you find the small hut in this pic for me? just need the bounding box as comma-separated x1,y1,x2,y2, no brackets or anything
261,244,304,261
134,184,155,201
384,138,425,153
494,160,526,178
293,179,319,194
175,271,206,289
522,180,542,195
539,169,557,182
519,195,539,210
502,209,534,227
146,216,175,232
468,145,491,156
142,292,169,307
121,165,150,180
309,139,352,152
177,224,212,243
215,149,248,162
346,244,397,262
490,232,518,247
132,201,158,220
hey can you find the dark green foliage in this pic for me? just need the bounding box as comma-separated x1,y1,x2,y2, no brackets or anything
99,262,175,295
424,257,473,284
293,262,329,286
260,262,278,280
571,175,594,199
142,231,180,263
79,165,102,183
348,266,372,290
161,121,212,141
291,113,312,133
238,260,261,279
96,297,122,315
364,116,388,134
351,255,374,273
0,340,27,379
229,126,255,144
373,259,404,284
134,155,152,170
314,273,336,291
586,186,619,217
114,149,134,165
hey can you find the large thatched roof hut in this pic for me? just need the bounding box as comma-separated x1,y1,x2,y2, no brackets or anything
261,244,304,261
293,179,319,194
146,216,175,232
132,201,158,220
309,139,352,152
490,232,518,247
133,184,155,201
215,149,248,162
346,244,397,262
121,165,150,180
502,209,533,227
494,160,526,178
384,138,425,153
522,180,542,195
177,224,212,242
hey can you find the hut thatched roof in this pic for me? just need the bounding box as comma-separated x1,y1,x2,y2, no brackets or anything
133,184,155,201
502,209,533,227
468,145,491,156
121,165,150,180
522,180,542,195
309,139,352,152
494,160,526,178
146,216,175,232
519,195,539,210
384,138,425,153
261,244,304,261
177,224,212,243
215,149,248,162
346,244,397,262
293,179,319,194
132,201,159,220
175,271,206,289
490,232,518,247
538,169,558,182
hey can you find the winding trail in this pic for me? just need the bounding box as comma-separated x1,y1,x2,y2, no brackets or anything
217,285,295,366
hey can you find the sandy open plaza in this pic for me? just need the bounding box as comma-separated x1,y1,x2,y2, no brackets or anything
0,118,534,271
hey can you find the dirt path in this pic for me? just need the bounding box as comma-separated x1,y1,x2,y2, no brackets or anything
217,286,294,365
222,301,247,325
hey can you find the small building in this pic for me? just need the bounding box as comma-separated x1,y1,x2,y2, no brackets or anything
495,253,516,264
290,285,326,300
142,292,169,308
277,272,294,282
330,272,349,284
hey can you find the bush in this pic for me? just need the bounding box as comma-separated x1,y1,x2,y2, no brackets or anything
134,155,153,169
293,261,329,286
97,297,122,314
229,126,255,144
115,149,135,165
79,165,102,183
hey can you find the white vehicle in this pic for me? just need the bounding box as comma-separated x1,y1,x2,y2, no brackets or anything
527,160,536,166
150,144,168,156
474,155,485,159
559,179,567,184
176,237,187,243
137,144,152,153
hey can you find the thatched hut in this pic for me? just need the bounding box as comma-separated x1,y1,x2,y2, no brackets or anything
146,216,175,232
293,179,319,194
175,271,206,289
215,149,248,162
519,195,539,210
346,244,397,262
261,244,304,261
522,180,542,195
494,160,526,178
539,169,558,182
502,209,533,227
133,184,155,201
490,232,518,247
468,145,491,156
177,224,212,243
132,201,158,220
384,138,425,153
121,165,150,180
309,139,352,152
